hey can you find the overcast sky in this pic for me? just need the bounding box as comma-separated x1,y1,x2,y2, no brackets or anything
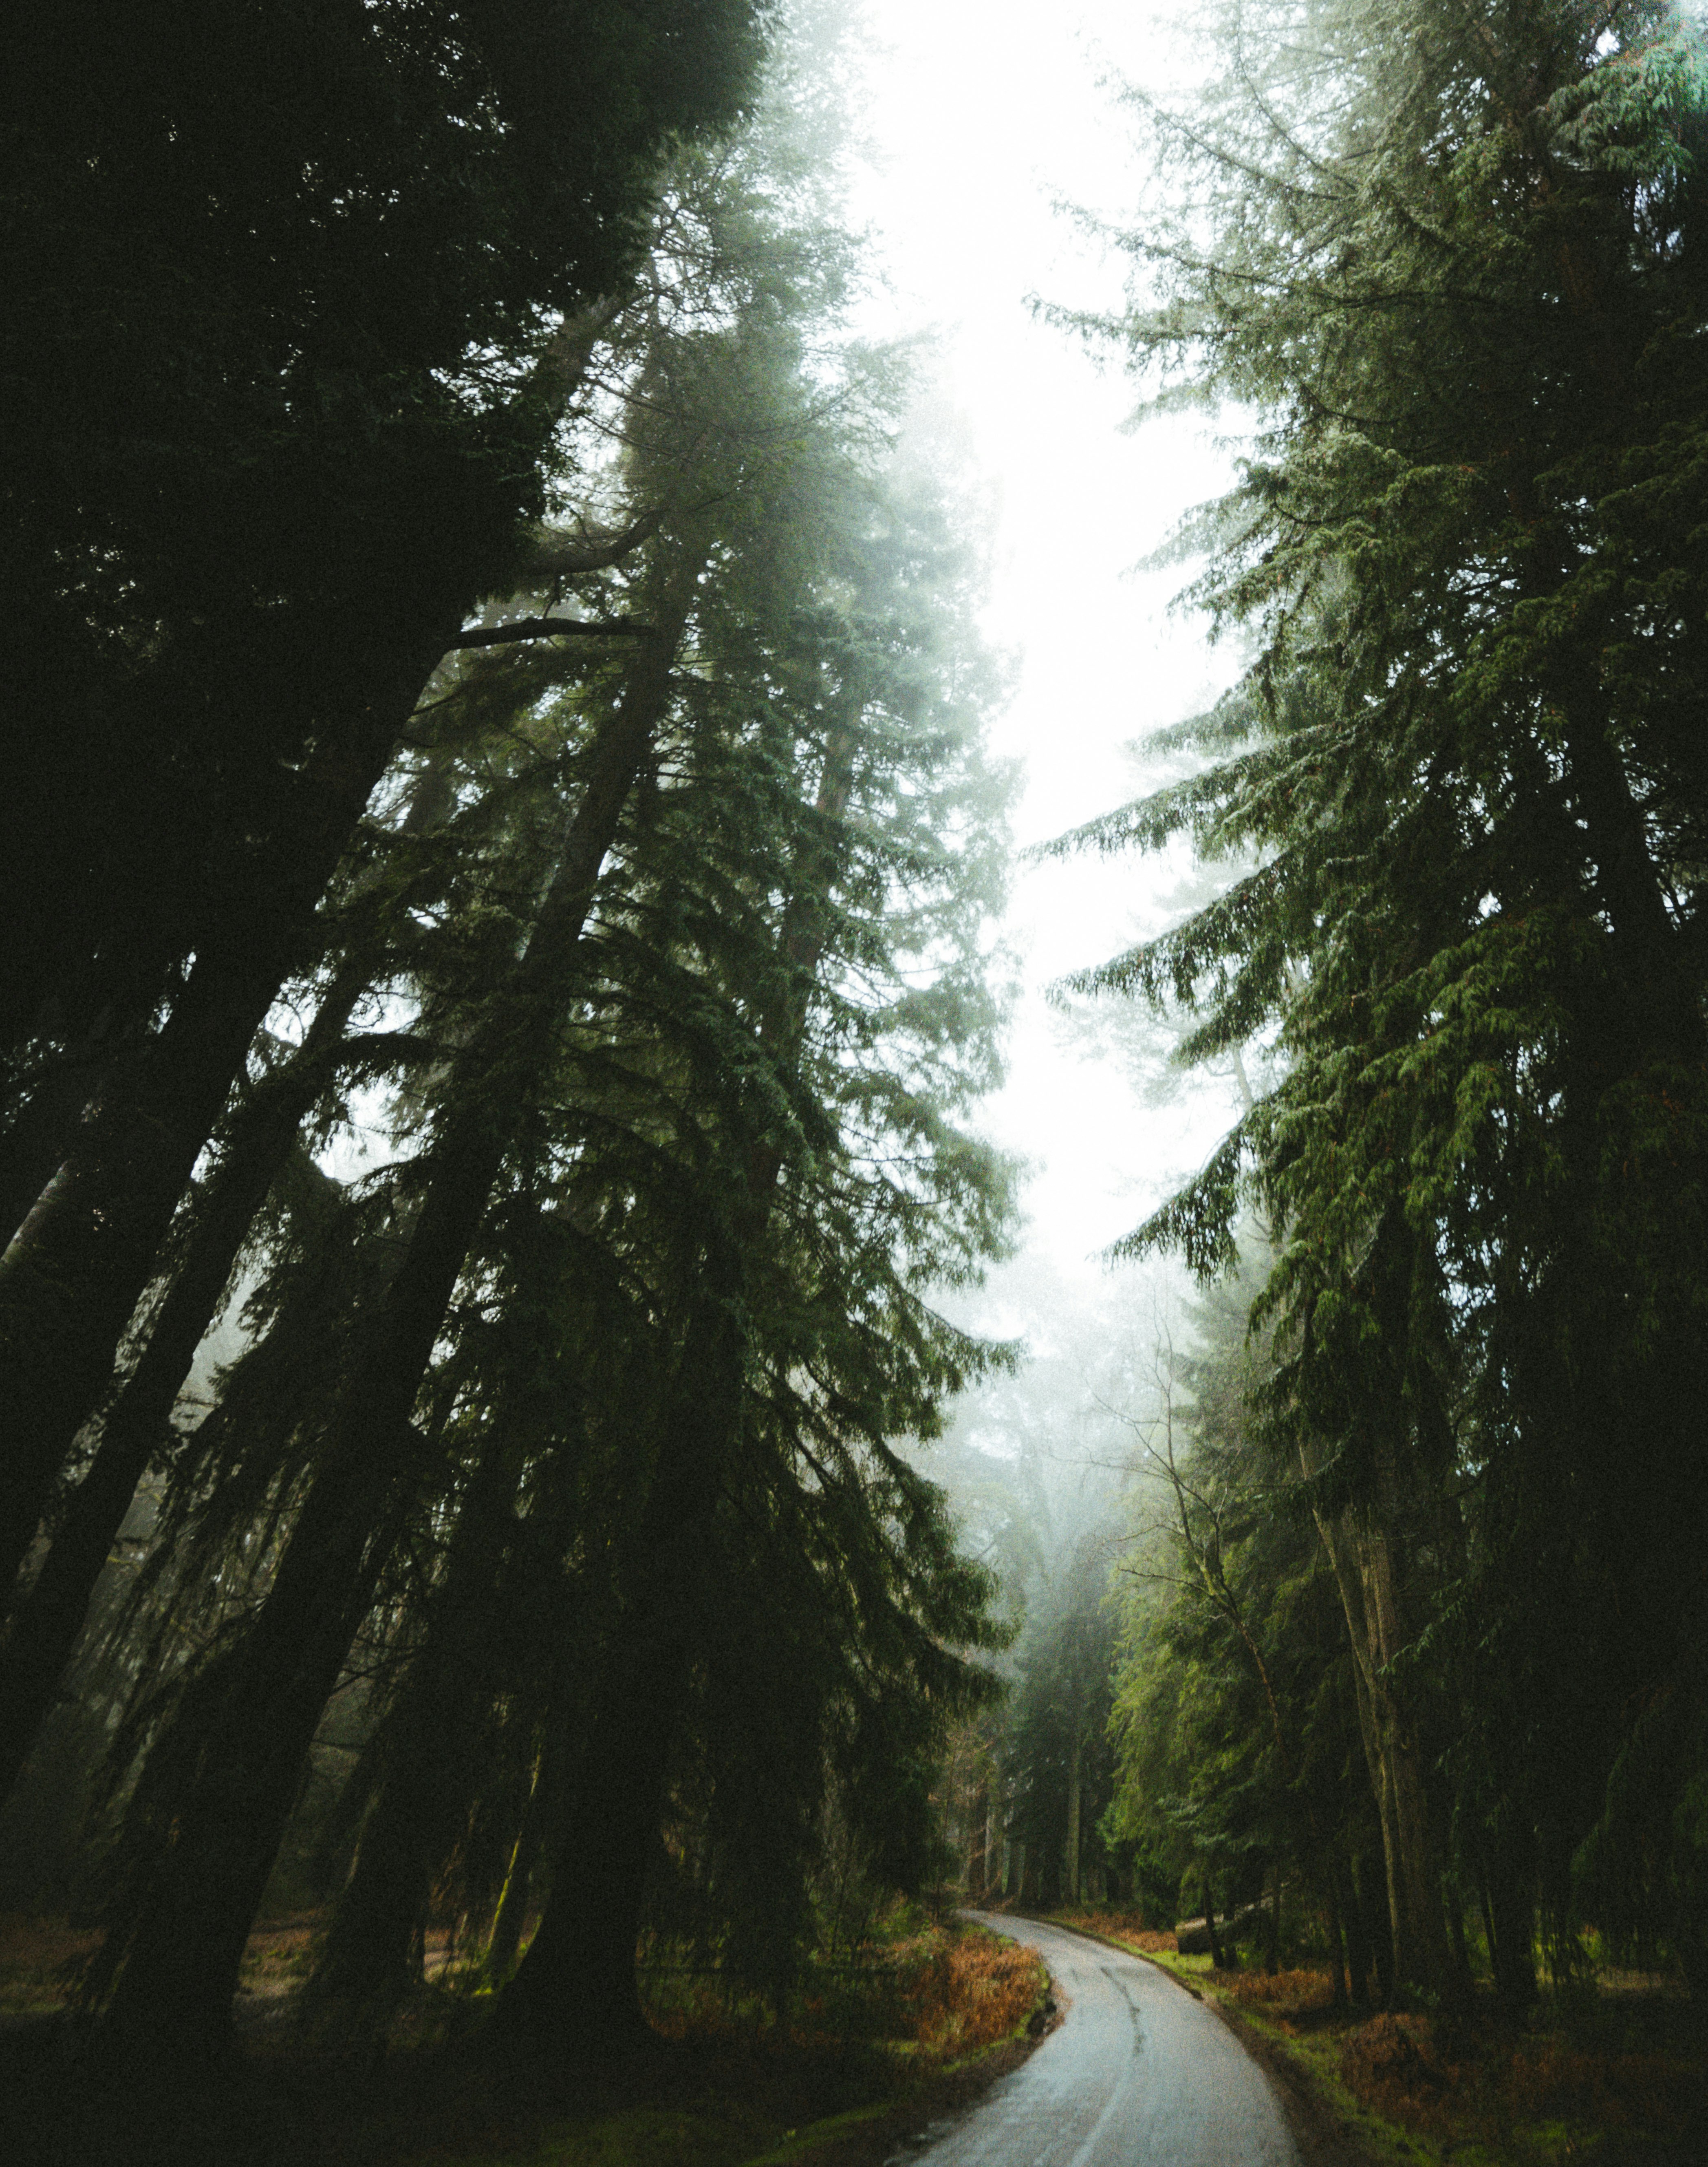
843,0,1243,1342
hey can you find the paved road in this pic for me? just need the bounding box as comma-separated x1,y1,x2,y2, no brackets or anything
904,1914,1299,2167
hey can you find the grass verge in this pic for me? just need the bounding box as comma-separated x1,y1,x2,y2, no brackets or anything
1037,1908,1707,2167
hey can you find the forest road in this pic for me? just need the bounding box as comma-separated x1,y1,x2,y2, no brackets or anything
903,1913,1298,2167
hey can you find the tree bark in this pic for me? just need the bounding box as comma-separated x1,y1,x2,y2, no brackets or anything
1557,686,1704,1066
1353,1850,1393,2008
1325,1859,1351,2010
1201,1878,1225,1971
1,1042,117,1256
493,1272,745,2051
1063,1731,1082,1907
90,591,697,2058
485,1758,547,1985
1310,1490,1455,2001
0,623,455,1600
1267,1858,1280,1976
305,1440,521,2017
0,969,369,1799
84,1408,428,2053
966,1781,989,1902
1485,1808,1538,2011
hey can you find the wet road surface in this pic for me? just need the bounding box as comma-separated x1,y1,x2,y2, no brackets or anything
902,1913,1298,2167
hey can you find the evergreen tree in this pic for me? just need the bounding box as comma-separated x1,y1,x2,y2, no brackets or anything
64,26,1021,2057
0,0,772,1607
1056,0,1708,1995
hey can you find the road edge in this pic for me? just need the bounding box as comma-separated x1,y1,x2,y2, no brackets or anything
988,1912,1381,2167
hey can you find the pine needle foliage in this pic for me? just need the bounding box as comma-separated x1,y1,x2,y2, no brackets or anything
1059,0,1708,1994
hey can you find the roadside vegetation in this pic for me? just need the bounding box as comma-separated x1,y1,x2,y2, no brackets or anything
0,1907,1046,2167
1029,1908,1704,2165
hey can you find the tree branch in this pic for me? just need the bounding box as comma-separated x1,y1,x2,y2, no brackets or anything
444,617,654,652
515,506,666,578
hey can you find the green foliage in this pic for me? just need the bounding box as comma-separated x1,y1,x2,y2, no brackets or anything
0,0,772,1060
46,13,1024,2043
1059,0,1708,1991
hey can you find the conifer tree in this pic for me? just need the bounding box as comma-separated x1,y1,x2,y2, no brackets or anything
1057,0,1708,1994
73,33,1019,2055
0,0,772,1604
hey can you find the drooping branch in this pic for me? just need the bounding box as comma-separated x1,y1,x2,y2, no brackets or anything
444,617,654,653
515,506,667,579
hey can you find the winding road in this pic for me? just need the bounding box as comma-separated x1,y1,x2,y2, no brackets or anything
907,1914,1299,2167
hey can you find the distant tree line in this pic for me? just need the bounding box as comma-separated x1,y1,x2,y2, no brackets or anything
0,3,1018,2059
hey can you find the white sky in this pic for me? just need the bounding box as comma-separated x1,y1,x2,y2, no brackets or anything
320,4,1244,1362
844,0,1245,1339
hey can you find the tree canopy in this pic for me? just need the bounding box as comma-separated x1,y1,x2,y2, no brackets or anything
1053,0,1708,2003
0,6,1023,2069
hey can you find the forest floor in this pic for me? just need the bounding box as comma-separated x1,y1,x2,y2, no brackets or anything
1029,1905,1708,2167
0,1909,1051,2167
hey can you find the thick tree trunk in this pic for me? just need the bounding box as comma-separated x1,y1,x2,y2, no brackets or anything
0,971,367,1800
1201,1879,1225,1971
90,1430,420,2053
306,1443,520,2016
1485,1809,1537,2011
90,601,694,2057
1334,1853,1371,2010
1353,1850,1393,2007
0,1043,115,1255
1558,691,1704,1066
0,628,452,1599
1325,1861,1351,2010
1267,1858,1280,1977
966,1783,988,1901
494,1276,744,2052
495,1653,681,2050
1312,1498,1455,2001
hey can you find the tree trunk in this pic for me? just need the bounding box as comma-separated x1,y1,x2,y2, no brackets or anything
1063,1732,1082,1907
494,1652,679,2050
1267,1858,1280,1976
1325,1862,1350,2010
1201,1878,1225,1971
0,1039,116,1255
0,970,367,1801
486,1759,546,1986
88,1421,422,2054
306,1440,521,2018
1445,1878,1471,1995
1352,1851,1392,2008
1311,1496,1454,2000
89,599,696,2058
967,1782,988,1901
1485,1810,1537,2012
494,1272,745,2052
1561,698,1703,1063
0,626,452,1600
1333,1854,1369,2010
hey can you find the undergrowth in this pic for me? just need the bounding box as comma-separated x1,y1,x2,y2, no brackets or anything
1043,1906,1708,2165
0,1912,1049,2167
642,1921,1045,2066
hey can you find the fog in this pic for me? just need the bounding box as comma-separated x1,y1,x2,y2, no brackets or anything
845,0,1244,1345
